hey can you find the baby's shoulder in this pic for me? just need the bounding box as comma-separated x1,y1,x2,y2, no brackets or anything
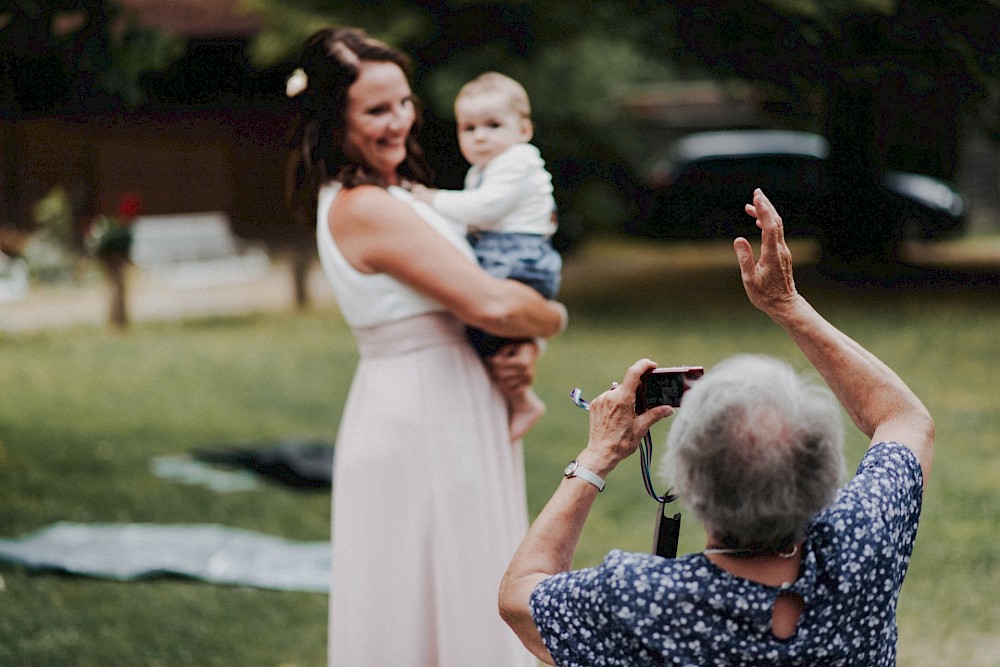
489,142,542,167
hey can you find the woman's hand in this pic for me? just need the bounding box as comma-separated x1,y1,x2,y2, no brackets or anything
487,341,538,395
734,188,799,318
578,359,674,477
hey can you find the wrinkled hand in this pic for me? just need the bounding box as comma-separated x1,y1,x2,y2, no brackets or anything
488,341,538,394
581,359,673,476
734,188,798,316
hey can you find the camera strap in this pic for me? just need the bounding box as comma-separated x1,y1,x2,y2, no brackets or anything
638,430,676,503
654,503,681,558
572,387,682,558
640,429,681,558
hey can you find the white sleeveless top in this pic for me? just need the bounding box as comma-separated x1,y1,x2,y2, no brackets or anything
316,183,478,328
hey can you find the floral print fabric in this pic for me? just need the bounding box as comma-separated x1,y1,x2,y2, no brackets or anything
530,442,923,666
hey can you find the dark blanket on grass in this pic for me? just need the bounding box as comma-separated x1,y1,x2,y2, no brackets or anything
194,440,334,489
0,522,329,592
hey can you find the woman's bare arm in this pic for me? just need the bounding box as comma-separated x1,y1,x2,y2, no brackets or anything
498,359,674,662
329,185,565,338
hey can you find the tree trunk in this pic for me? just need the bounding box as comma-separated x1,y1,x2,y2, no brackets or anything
0,120,29,239
820,82,897,271
100,255,129,329
290,244,312,310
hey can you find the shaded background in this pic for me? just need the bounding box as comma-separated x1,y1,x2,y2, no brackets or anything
2,3,1000,665
1,0,998,274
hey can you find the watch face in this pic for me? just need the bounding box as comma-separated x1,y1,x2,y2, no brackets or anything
564,460,578,476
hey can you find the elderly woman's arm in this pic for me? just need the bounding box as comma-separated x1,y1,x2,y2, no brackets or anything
499,359,674,662
735,189,934,484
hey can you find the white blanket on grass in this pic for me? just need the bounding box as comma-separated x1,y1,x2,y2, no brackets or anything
0,522,329,593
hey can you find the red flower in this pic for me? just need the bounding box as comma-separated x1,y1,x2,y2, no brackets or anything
116,193,143,221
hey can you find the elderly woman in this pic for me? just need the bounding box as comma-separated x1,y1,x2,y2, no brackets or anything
499,189,934,666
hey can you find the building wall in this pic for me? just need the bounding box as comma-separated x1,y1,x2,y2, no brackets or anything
2,107,304,248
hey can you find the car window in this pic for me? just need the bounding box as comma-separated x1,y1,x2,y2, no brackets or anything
677,156,824,190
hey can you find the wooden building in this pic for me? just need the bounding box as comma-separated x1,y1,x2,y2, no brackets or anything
1,0,305,252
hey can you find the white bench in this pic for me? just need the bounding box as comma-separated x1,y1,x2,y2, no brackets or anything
0,252,29,302
129,212,270,287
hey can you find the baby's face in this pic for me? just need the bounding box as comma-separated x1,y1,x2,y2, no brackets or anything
455,91,532,168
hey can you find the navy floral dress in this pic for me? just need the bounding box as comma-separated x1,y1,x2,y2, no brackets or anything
530,442,924,666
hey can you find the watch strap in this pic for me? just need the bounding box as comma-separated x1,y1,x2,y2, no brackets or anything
565,460,606,492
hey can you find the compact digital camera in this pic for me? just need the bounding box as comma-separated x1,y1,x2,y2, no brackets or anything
635,366,704,413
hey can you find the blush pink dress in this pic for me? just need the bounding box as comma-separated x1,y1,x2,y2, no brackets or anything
317,184,535,667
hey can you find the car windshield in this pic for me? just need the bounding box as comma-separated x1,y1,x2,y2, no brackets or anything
671,130,830,164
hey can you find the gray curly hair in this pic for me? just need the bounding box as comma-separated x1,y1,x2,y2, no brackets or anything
662,354,846,553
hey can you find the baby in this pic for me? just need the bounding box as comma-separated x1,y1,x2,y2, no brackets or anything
413,72,562,440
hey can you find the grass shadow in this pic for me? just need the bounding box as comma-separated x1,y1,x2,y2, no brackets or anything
562,236,1000,321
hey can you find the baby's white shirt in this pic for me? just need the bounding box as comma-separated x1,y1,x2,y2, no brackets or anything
431,143,557,236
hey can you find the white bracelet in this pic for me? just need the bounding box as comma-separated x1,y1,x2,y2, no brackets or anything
564,460,605,492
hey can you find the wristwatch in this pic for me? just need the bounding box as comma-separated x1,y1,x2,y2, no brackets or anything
564,460,605,492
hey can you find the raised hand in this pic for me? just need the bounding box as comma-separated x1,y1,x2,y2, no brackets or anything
733,188,798,316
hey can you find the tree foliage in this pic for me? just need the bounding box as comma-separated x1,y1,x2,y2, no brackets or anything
0,0,182,117
6,1,994,257
666,0,999,263
245,0,679,234
247,0,677,130
668,0,999,176
245,0,998,257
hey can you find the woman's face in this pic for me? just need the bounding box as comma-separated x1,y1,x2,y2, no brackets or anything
343,61,416,184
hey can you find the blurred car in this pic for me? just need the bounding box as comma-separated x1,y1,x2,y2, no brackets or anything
880,169,968,239
628,129,967,243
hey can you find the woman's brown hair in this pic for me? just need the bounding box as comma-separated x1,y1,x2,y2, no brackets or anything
284,27,433,224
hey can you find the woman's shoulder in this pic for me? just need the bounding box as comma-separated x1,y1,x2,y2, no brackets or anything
332,183,393,208
329,184,413,226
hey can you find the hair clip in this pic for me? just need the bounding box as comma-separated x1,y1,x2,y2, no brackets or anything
286,68,308,98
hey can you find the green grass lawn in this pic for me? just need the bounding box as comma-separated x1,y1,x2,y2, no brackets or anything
2,238,999,665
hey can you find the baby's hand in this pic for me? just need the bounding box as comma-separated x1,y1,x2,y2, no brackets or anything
411,184,437,204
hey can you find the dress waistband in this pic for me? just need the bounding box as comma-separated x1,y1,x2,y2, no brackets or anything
353,312,467,358
468,230,550,242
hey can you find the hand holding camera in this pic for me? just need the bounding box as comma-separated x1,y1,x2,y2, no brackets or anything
571,365,703,414
570,360,703,558
570,361,702,471
572,362,703,487
634,366,705,413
